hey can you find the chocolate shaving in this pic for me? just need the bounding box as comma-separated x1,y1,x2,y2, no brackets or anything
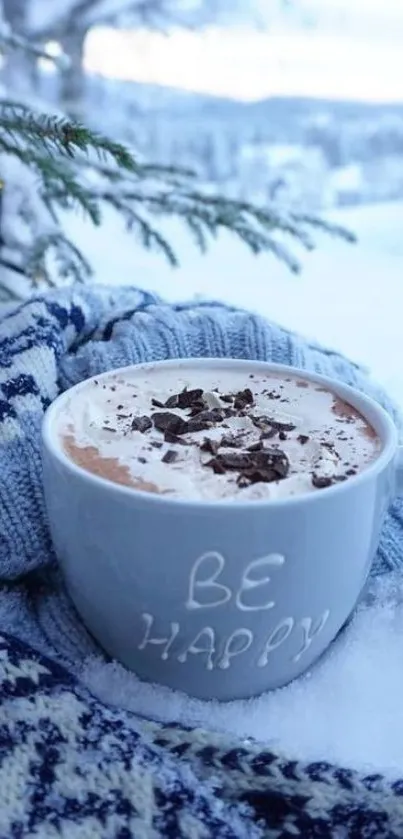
207,458,227,475
103,426,116,432
221,433,244,448
151,398,165,408
150,440,163,449
131,416,152,433
260,427,278,440
215,451,253,470
298,434,310,445
252,415,296,433
162,449,179,464
165,388,204,410
188,401,207,417
221,393,234,404
178,388,204,409
187,408,224,429
247,440,263,452
164,394,179,409
312,474,332,489
200,437,221,456
164,430,188,445
234,388,254,410
151,412,188,435
206,448,289,486
279,431,287,441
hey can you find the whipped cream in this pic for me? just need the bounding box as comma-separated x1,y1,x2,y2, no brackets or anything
57,365,380,502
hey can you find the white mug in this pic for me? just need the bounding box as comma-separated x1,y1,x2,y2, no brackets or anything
42,359,403,700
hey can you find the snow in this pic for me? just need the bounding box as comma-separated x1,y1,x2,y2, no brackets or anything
330,163,364,194
64,198,403,778
82,573,403,778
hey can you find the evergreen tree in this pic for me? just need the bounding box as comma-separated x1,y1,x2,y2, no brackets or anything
0,9,355,300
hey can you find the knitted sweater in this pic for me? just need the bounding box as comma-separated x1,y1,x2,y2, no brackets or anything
1,284,403,838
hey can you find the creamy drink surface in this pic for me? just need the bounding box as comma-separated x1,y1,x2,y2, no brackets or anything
58,366,381,501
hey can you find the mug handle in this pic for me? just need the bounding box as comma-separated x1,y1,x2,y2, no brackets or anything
396,445,403,496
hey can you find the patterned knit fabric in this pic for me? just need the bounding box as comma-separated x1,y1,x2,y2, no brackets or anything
1,285,403,838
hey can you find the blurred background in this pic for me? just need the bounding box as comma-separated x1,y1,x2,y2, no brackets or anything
1,0,403,404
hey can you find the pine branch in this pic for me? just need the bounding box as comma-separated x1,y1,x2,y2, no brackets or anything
0,103,141,170
0,100,356,292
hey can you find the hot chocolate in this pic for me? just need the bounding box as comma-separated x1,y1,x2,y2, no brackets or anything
58,365,381,501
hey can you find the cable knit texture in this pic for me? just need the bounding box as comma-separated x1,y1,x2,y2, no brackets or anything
1,285,403,838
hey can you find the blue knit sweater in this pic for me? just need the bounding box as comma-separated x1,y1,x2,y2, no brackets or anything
1,285,403,839
1,284,402,582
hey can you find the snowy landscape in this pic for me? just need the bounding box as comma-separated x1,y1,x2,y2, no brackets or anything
2,0,403,783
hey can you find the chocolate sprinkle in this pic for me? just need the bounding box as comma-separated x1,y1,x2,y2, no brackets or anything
131,415,152,433
312,474,332,489
162,449,179,464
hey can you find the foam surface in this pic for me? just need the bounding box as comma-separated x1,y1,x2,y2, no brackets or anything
58,365,380,501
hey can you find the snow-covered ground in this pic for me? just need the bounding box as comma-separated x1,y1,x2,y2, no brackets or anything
67,199,403,409
65,200,403,778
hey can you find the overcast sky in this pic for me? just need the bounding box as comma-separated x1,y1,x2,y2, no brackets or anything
86,0,403,102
